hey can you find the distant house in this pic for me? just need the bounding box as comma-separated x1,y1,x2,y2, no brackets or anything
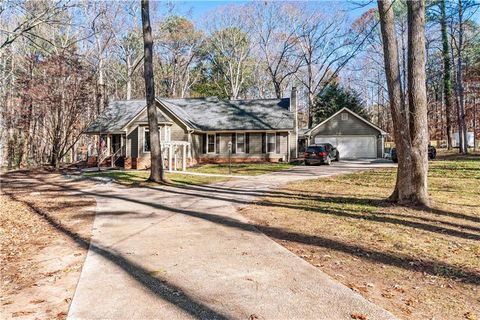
84,88,299,170
300,107,387,159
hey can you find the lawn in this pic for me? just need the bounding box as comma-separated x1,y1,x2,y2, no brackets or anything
82,163,293,185
239,156,480,320
187,162,293,176
82,170,232,185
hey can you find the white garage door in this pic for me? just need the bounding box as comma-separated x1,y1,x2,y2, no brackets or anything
314,136,377,159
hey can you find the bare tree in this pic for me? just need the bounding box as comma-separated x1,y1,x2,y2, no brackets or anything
377,0,415,203
205,6,252,99
296,10,367,128
250,2,302,98
439,0,455,149
156,16,203,98
407,0,430,205
141,0,164,182
0,0,73,50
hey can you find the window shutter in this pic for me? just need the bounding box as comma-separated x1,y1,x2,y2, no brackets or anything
231,133,236,154
215,133,220,154
202,134,207,154
276,132,281,154
261,133,266,153
245,133,250,154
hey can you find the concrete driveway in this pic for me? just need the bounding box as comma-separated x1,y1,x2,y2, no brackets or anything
68,160,396,320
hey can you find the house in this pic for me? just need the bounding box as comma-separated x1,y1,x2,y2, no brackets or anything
84,88,298,170
300,107,387,159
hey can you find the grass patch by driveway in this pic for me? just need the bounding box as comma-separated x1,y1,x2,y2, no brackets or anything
83,170,232,186
239,157,480,320
187,163,293,176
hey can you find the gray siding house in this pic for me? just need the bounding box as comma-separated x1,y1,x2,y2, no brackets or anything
85,88,299,170
301,107,387,159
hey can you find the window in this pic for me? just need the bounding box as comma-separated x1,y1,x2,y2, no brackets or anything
236,133,245,153
341,113,349,121
306,146,325,153
276,132,281,154
144,129,150,152
267,133,275,153
164,126,171,141
207,134,215,153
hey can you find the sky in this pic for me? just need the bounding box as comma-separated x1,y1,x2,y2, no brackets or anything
153,0,377,24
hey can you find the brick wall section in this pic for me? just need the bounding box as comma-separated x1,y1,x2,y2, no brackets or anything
124,157,132,169
198,156,284,164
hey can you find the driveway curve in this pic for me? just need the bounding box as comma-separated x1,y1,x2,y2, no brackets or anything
68,160,397,320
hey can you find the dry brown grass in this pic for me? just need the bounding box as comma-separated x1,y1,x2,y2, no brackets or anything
0,171,96,319
240,156,480,320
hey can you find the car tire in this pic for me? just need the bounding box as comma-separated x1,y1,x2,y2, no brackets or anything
304,161,310,166
335,153,340,162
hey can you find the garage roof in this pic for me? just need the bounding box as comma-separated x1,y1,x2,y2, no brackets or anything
304,107,387,136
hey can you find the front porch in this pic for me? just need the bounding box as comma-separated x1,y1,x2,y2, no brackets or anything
124,140,191,171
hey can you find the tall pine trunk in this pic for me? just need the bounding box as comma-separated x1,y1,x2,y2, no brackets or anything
440,0,454,149
377,0,415,202
456,0,468,154
407,0,430,205
141,0,164,183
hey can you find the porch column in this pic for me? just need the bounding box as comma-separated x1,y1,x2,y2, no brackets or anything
174,146,177,171
107,134,111,156
168,144,172,172
120,134,125,156
182,144,187,171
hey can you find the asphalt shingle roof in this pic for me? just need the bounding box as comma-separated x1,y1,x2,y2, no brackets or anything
159,97,293,131
84,100,167,133
85,97,294,133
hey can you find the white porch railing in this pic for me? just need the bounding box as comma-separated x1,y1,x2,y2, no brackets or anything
160,141,190,172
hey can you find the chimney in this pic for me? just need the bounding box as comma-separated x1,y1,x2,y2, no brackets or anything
290,86,297,113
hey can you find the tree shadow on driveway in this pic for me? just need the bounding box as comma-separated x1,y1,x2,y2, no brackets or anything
2,174,229,320
5,173,479,287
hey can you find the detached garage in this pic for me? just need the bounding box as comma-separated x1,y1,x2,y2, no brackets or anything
303,108,387,159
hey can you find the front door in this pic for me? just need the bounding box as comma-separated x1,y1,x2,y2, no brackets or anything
112,134,122,154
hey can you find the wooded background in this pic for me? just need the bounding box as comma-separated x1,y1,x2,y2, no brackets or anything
0,0,479,168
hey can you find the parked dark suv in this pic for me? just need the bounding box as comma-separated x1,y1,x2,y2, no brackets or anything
391,145,436,163
304,143,340,165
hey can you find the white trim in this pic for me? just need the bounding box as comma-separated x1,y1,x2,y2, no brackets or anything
143,128,150,153
236,132,246,153
165,126,171,142
305,107,387,136
156,98,193,131
122,106,147,132
121,102,173,132
207,133,216,154
313,135,378,159
266,132,276,154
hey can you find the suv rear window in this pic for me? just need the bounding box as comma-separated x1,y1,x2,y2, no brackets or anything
306,146,325,152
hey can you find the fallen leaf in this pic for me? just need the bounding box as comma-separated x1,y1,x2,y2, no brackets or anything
12,310,35,317
351,313,368,320
464,311,477,320
29,299,45,304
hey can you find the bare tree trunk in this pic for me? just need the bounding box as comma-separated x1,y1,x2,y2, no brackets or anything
407,0,430,206
141,0,164,183
126,55,132,100
474,96,477,151
456,0,468,154
440,0,454,149
98,58,106,112
377,0,415,203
